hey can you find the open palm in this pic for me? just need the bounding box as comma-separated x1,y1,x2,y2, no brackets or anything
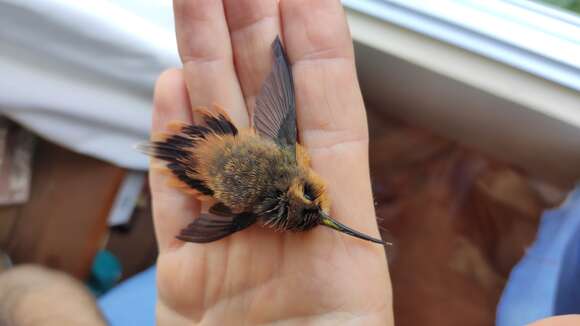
150,1,392,324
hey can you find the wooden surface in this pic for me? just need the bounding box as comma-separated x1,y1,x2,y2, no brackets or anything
1,140,124,279
106,188,157,281
368,109,566,326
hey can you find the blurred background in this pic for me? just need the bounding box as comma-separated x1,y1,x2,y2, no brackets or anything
0,1,579,325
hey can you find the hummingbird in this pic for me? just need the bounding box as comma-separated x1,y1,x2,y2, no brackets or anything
139,36,387,245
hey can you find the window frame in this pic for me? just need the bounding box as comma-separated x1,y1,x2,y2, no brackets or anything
343,0,580,92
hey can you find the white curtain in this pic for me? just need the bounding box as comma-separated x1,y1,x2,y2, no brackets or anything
0,0,181,170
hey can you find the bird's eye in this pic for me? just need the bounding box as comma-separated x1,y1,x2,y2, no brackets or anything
303,183,317,201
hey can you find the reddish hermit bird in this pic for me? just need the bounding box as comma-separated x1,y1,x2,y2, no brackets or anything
140,37,386,245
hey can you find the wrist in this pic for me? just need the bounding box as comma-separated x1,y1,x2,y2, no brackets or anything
157,297,393,326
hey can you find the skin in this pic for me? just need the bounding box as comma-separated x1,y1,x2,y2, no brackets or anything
152,0,393,324
0,265,106,326
530,316,580,326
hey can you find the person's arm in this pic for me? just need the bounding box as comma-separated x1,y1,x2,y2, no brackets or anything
152,0,393,325
0,265,106,326
530,315,580,326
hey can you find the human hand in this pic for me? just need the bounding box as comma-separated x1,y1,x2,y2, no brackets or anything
151,1,393,324
0,265,106,326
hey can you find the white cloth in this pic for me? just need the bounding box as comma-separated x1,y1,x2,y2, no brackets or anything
0,0,181,170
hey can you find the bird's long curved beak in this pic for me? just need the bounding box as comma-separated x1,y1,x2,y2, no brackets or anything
319,212,390,245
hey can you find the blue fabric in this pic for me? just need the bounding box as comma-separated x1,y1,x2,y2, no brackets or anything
98,265,156,326
497,186,580,325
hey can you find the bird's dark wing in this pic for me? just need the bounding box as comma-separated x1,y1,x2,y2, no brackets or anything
136,108,238,197
253,36,296,152
177,212,257,243
208,202,234,217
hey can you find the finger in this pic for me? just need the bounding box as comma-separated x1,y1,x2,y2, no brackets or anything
280,0,377,235
281,0,364,143
150,69,199,253
173,0,248,127
223,0,281,113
